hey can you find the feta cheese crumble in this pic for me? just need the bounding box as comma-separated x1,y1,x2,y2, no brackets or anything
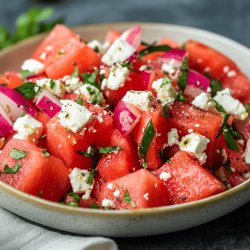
245,138,250,164
159,172,172,181
191,92,215,112
21,59,45,74
58,100,93,133
75,84,101,103
113,190,121,198
102,198,115,208
36,78,65,98
13,114,43,142
106,63,129,90
62,75,83,93
179,132,210,164
87,40,109,54
167,128,179,147
69,168,94,194
122,90,154,111
152,77,177,105
143,192,149,201
213,88,247,120
102,38,136,66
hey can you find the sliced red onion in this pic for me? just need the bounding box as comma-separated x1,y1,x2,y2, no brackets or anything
26,73,45,82
120,25,142,49
0,104,14,137
0,86,36,121
114,101,141,136
187,70,210,91
35,89,62,118
127,52,138,63
163,48,187,61
234,115,250,140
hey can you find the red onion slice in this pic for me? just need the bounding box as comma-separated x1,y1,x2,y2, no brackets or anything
163,48,187,61
0,104,14,137
120,25,142,49
114,101,141,136
35,89,62,118
187,70,210,91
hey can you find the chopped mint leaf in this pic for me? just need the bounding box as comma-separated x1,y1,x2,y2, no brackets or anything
9,148,27,160
138,45,171,58
245,103,250,113
42,149,50,157
124,190,136,208
68,201,79,207
90,203,100,209
176,92,186,102
76,97,83,106
87,168,95,185
161,77,172,87
50,79,55,89
177,57,188,92
15,82,37,99
162,104,169,118
0,163,22,175
71,67,79,78
98,146,122,154
67,192,80,203
20,70,33,81
224,129,239,151
76,147,95,158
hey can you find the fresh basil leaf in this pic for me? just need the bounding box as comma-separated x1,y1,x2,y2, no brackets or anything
87,168,95,185
42,149,50,156
210,79,222,97
9,148,27,160
224,129,239,151
124,190,136,207
139,120,156,168
138,45,171,58
76,147,95,158
162,104,169,118
176,92,186,102
98,146,122,154
177,57,188,92
67,192,80,203
50,79,55,89
76,97,83,106
216,113,230,139
213,100,226,114
90,203,100,209
121,61,131,69
0,163,22,175
15,82,37,99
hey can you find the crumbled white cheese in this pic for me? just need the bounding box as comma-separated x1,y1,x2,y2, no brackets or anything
194,123,200,128
102,38,136,66
62,75,83,93
13,114,43,143
191,92,215,112
143,192,149,201
188,129,194,133
75,84,100,103
101,79,108,90
167,128,179,147
245,138,250,164
87,40,109,54
152,77,177,105
58,100,93,133
69,168,94,194
21,59,45,74
179,132,210,164
122,90,154,111
107,183,113,190
139,65,147,71
213,88,247,120
102,198,115,208
113,190,121,198
159,172,172,181
221,149,228,164
106,63,129,90
36,78,65,98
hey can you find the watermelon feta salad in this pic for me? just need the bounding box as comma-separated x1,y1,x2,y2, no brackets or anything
0,24,249,210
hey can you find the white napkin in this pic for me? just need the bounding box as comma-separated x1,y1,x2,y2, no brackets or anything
0,207,118,250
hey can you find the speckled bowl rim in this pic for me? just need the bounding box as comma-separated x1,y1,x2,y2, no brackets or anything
0,22,249,218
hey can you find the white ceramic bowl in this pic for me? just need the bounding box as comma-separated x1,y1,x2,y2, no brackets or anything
0,22,249,237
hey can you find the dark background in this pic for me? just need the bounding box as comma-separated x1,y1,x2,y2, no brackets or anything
0,0,249,249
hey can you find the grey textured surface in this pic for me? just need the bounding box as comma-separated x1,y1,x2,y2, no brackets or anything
0,0,249,249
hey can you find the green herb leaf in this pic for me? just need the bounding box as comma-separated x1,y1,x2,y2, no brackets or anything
216,113,230,139
68,201,79,207
67,192,80,203
50,79,55,89
76,97,83,106
38,191,42,197
141,40,157,47
205,72,222,96
15,82,37,99
76,147,95,158
20,70,34,81
90,203,100,209
214,100,226,113
139,120,156,168
176,92,186,102
162,104,169,118
9,148,27,160
138,45,171,58
121,61,131,69
161,77,172,87
98,146,122,154
71,67,79,78
42,149,50,156
124,190,136,207
245,103,250,112
224,129,239,151
0,163,22,175
87,168,95,185
177,57,189,92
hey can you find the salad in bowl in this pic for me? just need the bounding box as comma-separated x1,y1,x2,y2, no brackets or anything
0,24,249,211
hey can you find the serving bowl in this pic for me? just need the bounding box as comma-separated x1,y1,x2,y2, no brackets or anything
0,22,249,237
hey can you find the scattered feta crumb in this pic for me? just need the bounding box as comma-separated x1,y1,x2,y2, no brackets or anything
223,66,230,73
227,70,236,78
191,92,215,112
221,149,228,164
143,192,149,201
152,77,177,105
75,83,100,103
36,78,65,98
179,132,210,164
13,114,43,143
21,59,44,74
237,139,244,146
188,129,194,133
244,138,250,164
87,40,109,54
102,38,136,66
139,65,147,71
213,88,247,120
194,123,200,128
113,190,121,198
106,63,129,90
58,100,93,133
102,198,115,208
122,90,154,111
167,128,179,147
107,183,113,190
159,172,172,181
69,168,94,194
62,75,83,93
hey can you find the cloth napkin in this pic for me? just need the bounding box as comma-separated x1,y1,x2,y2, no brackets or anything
0,207,118,250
